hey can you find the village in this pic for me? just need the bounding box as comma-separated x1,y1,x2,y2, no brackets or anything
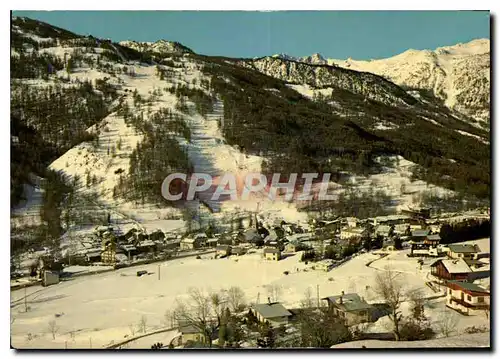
10,205,491,349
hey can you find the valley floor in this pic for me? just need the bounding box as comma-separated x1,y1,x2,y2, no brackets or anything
11,238,490,349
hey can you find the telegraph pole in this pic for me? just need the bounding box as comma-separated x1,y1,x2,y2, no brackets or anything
24,286,28,312
316,284,320,308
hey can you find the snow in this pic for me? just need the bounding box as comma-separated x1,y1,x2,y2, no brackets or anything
281,39,490,124
11,178,44,228
11,236,490,349
373,121,399,131
331,332,489,348
456,130,489,145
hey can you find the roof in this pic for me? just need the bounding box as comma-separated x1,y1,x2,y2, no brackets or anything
252,303,292,318
323,293,362,303
446,280,489,294
448,244,479,253
342,227,366,234
323,293,372,312
216,245,230,250
432,258,472,274
137,240,155,247
372,214,410,222
464,259,487,267
286,233,313,242
412,229,430,237
86,252,101,258
243,228,261,241
427,234,441,241
375,225,391,232
317,259,335,266
264,247,280,254
178,321,202,334
194,233,208,240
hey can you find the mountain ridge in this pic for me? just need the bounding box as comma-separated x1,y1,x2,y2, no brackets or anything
272,39,490,125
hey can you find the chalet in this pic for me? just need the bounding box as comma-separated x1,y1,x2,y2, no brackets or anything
430,258,472,281
136,240,157,253
322,292,372,326
445,280,490,315
250,302,292,327
180,233,207,250
374,224,392,238
408,231,441,256
239,228,261,243
447,244,480,260
101,238,116,266
85,249,102,263
263,247,281,261
206,238,219,248
216,245,232,257
346,217,358,228
231,246,247,256
178,321,208,345
314,259,335,272
340,227,368,240
284,240,304,253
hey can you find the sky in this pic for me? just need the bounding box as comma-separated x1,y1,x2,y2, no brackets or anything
12,11,490,59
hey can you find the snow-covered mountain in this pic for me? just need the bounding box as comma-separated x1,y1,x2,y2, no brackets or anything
274,39,490,125
118,39,193,55
10,16,490,237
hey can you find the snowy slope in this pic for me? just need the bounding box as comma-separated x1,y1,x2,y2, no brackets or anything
331,333,490,348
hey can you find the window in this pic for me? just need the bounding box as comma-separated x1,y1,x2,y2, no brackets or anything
467,295,472,301
449,299,452,304
478,297,485,303
449,289,452,295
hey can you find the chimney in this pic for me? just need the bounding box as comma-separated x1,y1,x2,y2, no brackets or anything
268,297,271,305
340,291,344,304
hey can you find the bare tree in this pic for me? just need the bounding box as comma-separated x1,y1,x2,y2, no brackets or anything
266,284,283,303
300,287,315,309
48,320,58,340
227,286,246,313
138,315,148,333
162,309,174,328
129,323,136,337
373,268,404,341
172,287,222,347
435,309,458,337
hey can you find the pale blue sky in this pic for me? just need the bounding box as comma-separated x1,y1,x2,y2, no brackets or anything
13,11,490,59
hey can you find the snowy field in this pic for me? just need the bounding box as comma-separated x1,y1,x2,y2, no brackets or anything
331,332,490,348
10,238,489,349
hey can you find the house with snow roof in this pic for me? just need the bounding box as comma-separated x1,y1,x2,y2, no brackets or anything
250,302,292,327
322,292,372,326
263,247,281,261
430,258,472,281
447,244,480,260
408,231,441,256
180,233,207,250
